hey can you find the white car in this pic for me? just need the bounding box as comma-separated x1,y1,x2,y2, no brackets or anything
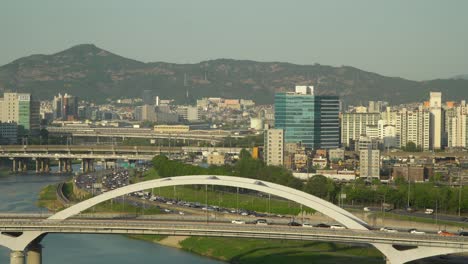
330,224,346,230
424,209,434,215
231,219,245,224
380,227,398,233
302,223,313,228
409,229,425,235
363,207,371,212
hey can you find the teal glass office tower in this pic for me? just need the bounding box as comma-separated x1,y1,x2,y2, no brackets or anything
274,90,339,149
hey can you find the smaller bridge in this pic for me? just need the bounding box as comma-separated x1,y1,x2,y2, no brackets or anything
0,145,244,173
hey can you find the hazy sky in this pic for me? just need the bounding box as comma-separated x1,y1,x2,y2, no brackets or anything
1,0,467,80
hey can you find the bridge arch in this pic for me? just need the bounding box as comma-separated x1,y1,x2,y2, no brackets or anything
48,175,369,230
0,175,463,264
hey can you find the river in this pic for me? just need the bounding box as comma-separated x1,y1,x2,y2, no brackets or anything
0,167,224,264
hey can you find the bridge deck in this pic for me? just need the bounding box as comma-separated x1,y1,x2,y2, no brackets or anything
1,218,467,249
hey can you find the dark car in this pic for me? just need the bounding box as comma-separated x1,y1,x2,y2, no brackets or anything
287,221,301,227
313,223,331,228
459,231,468,236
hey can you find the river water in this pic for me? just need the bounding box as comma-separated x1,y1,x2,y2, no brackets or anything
0,168,223,264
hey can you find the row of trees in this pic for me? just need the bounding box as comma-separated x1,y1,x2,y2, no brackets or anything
152,150,468,214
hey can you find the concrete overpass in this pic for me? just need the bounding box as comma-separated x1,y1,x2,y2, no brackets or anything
1,175,467,264
1,218,467,264
46,126,247,143
0,145,244,173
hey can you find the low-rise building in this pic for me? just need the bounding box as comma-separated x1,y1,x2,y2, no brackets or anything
207,152,225,165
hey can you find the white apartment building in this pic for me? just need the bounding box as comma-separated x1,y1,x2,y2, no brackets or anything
360,148,380,179
429,92,443,150
396,107,430,151
341,113,380,146
264,129,284,166
447,101,468,148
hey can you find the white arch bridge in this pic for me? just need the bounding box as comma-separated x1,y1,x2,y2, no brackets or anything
1,175,467,264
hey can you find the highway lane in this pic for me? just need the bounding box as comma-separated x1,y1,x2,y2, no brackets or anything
1,218,468,249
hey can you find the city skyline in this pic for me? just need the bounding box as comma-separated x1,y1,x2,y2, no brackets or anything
1,0,467,81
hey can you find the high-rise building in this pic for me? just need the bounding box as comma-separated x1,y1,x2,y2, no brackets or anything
264,129,284,166
0,92,40,135
360,148,380,179
447,101,468,148
429,92,443,150
176,106,200,122
341,113,380,147
378,120,397,148
274,86,339,149
396,107,430,151
142,90,154,105
52,93,78,120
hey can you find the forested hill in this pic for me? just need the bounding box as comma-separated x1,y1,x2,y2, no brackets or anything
0,44,467,104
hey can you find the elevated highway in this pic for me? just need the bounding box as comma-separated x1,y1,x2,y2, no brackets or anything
0,145,244,172
46,126,247,142
1,218,467,250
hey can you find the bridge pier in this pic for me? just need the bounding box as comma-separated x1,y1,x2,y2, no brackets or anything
12,159,17,173
26,244,42,264
57,159,62,173
44,159,50,173
10,251,25,264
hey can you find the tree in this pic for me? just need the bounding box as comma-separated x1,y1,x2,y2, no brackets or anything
403,141,420,152
303,175,330,200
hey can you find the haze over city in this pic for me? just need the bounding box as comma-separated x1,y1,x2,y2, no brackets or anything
1,0,468,80
0,1,468,264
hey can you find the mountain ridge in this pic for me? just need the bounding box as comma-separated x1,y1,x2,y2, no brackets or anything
0,44,467,105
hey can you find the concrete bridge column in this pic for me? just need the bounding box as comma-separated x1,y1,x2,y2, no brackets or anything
26,244,42,264
85,159,89,173
63,159,68,173
35,159,39,173
39,159,44,173
44,159,50,173
58,159,62,173
10,251,25,264
12,159,17,173
68,159,73,173
17,160,23,172
23,159,28,172
90,159,95,172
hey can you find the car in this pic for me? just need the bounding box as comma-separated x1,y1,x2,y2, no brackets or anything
380,227,398,233
363,207,371,212
255,219,268,225
178,211,185,215
313,223,331,228
231,219,246,224
458,231,468,236
408,228,425,235
438,230,456,236
330,224,346,230
424,209,434,215
302,223,313,228
406,207,414,212
287,221,302,227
